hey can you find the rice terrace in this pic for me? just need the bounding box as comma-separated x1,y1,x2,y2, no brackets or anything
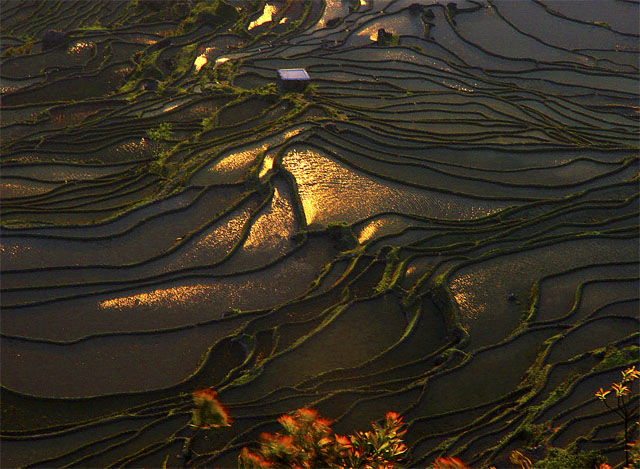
0,0,639,467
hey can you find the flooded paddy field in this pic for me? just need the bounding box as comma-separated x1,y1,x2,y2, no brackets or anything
1,0,638,467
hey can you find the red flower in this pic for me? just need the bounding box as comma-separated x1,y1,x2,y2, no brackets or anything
278,414,298,433
385,411,402,421
433,456,469,469
238,447,273,468
295,407,318,422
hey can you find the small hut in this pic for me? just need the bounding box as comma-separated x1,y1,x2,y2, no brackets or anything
276,68,310,92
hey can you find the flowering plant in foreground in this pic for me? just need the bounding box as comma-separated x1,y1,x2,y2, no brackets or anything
191,388,232,429
238,407,407,468
595,366,640,468
432,456,469,468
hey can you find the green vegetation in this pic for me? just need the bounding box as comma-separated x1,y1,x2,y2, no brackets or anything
176,0,239,34
594,21,612,28
595,366,640,467
237,407,407,468
188,391,408,468
326,222,358,251
377,31,399,47
118,49,163,94
191,388,232,428
78,20,106,30
516,422,549,447
205,58,239,85
146,122,173,141
534,447,606,469
593,346,639,372
172,43,198,77
2,39,34,57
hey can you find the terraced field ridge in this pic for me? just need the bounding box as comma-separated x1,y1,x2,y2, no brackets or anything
1,0,638,467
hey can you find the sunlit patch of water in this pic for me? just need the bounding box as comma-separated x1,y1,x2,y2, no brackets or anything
356,23,392,42
450,273,483,322
194,54,208,72
210,145,268,175
171,210,251,268
249,3,277,29
283,147,504,226
357,219,388,243
99,284,209,310
195,51,231,72
0,244,33,256
67,41,94,56
242,185,293,252
194,126,308,184
0,182,55,198
163,102,181,113
258,152,275,178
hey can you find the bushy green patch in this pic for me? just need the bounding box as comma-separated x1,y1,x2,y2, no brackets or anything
78,20,106,30
2,39,34,57
536,372,581,410
592,345,639,372
200,115,217,131
534,447,606,469
146,122,173,141
170,44,196,77
516,422,548,447
206,59,238,84
177,0,239,34
326,222,358,251
148,157,180,179
118,49,164,93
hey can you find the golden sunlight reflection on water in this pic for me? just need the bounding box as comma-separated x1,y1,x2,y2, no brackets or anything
209,127,306,177
211,145,268,175
0,244,32,256
194,55,208,72
283,148,503,226
1,183,53,198
258,153,275,178
67,41,93,56
242,185,293,252
249,3,277,29
99,284,209,310
357,219,388,243
450,273,482,322
216,56,230,66
195,49,230,72
172,210,251,267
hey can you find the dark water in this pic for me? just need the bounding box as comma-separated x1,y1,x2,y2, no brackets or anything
1,0,638,467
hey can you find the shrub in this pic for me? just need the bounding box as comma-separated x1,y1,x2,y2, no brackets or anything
238,407,407,468
2,40,34,57
146,122,173,141
534,448,606,469
177,0,239,34
191,388,232,429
